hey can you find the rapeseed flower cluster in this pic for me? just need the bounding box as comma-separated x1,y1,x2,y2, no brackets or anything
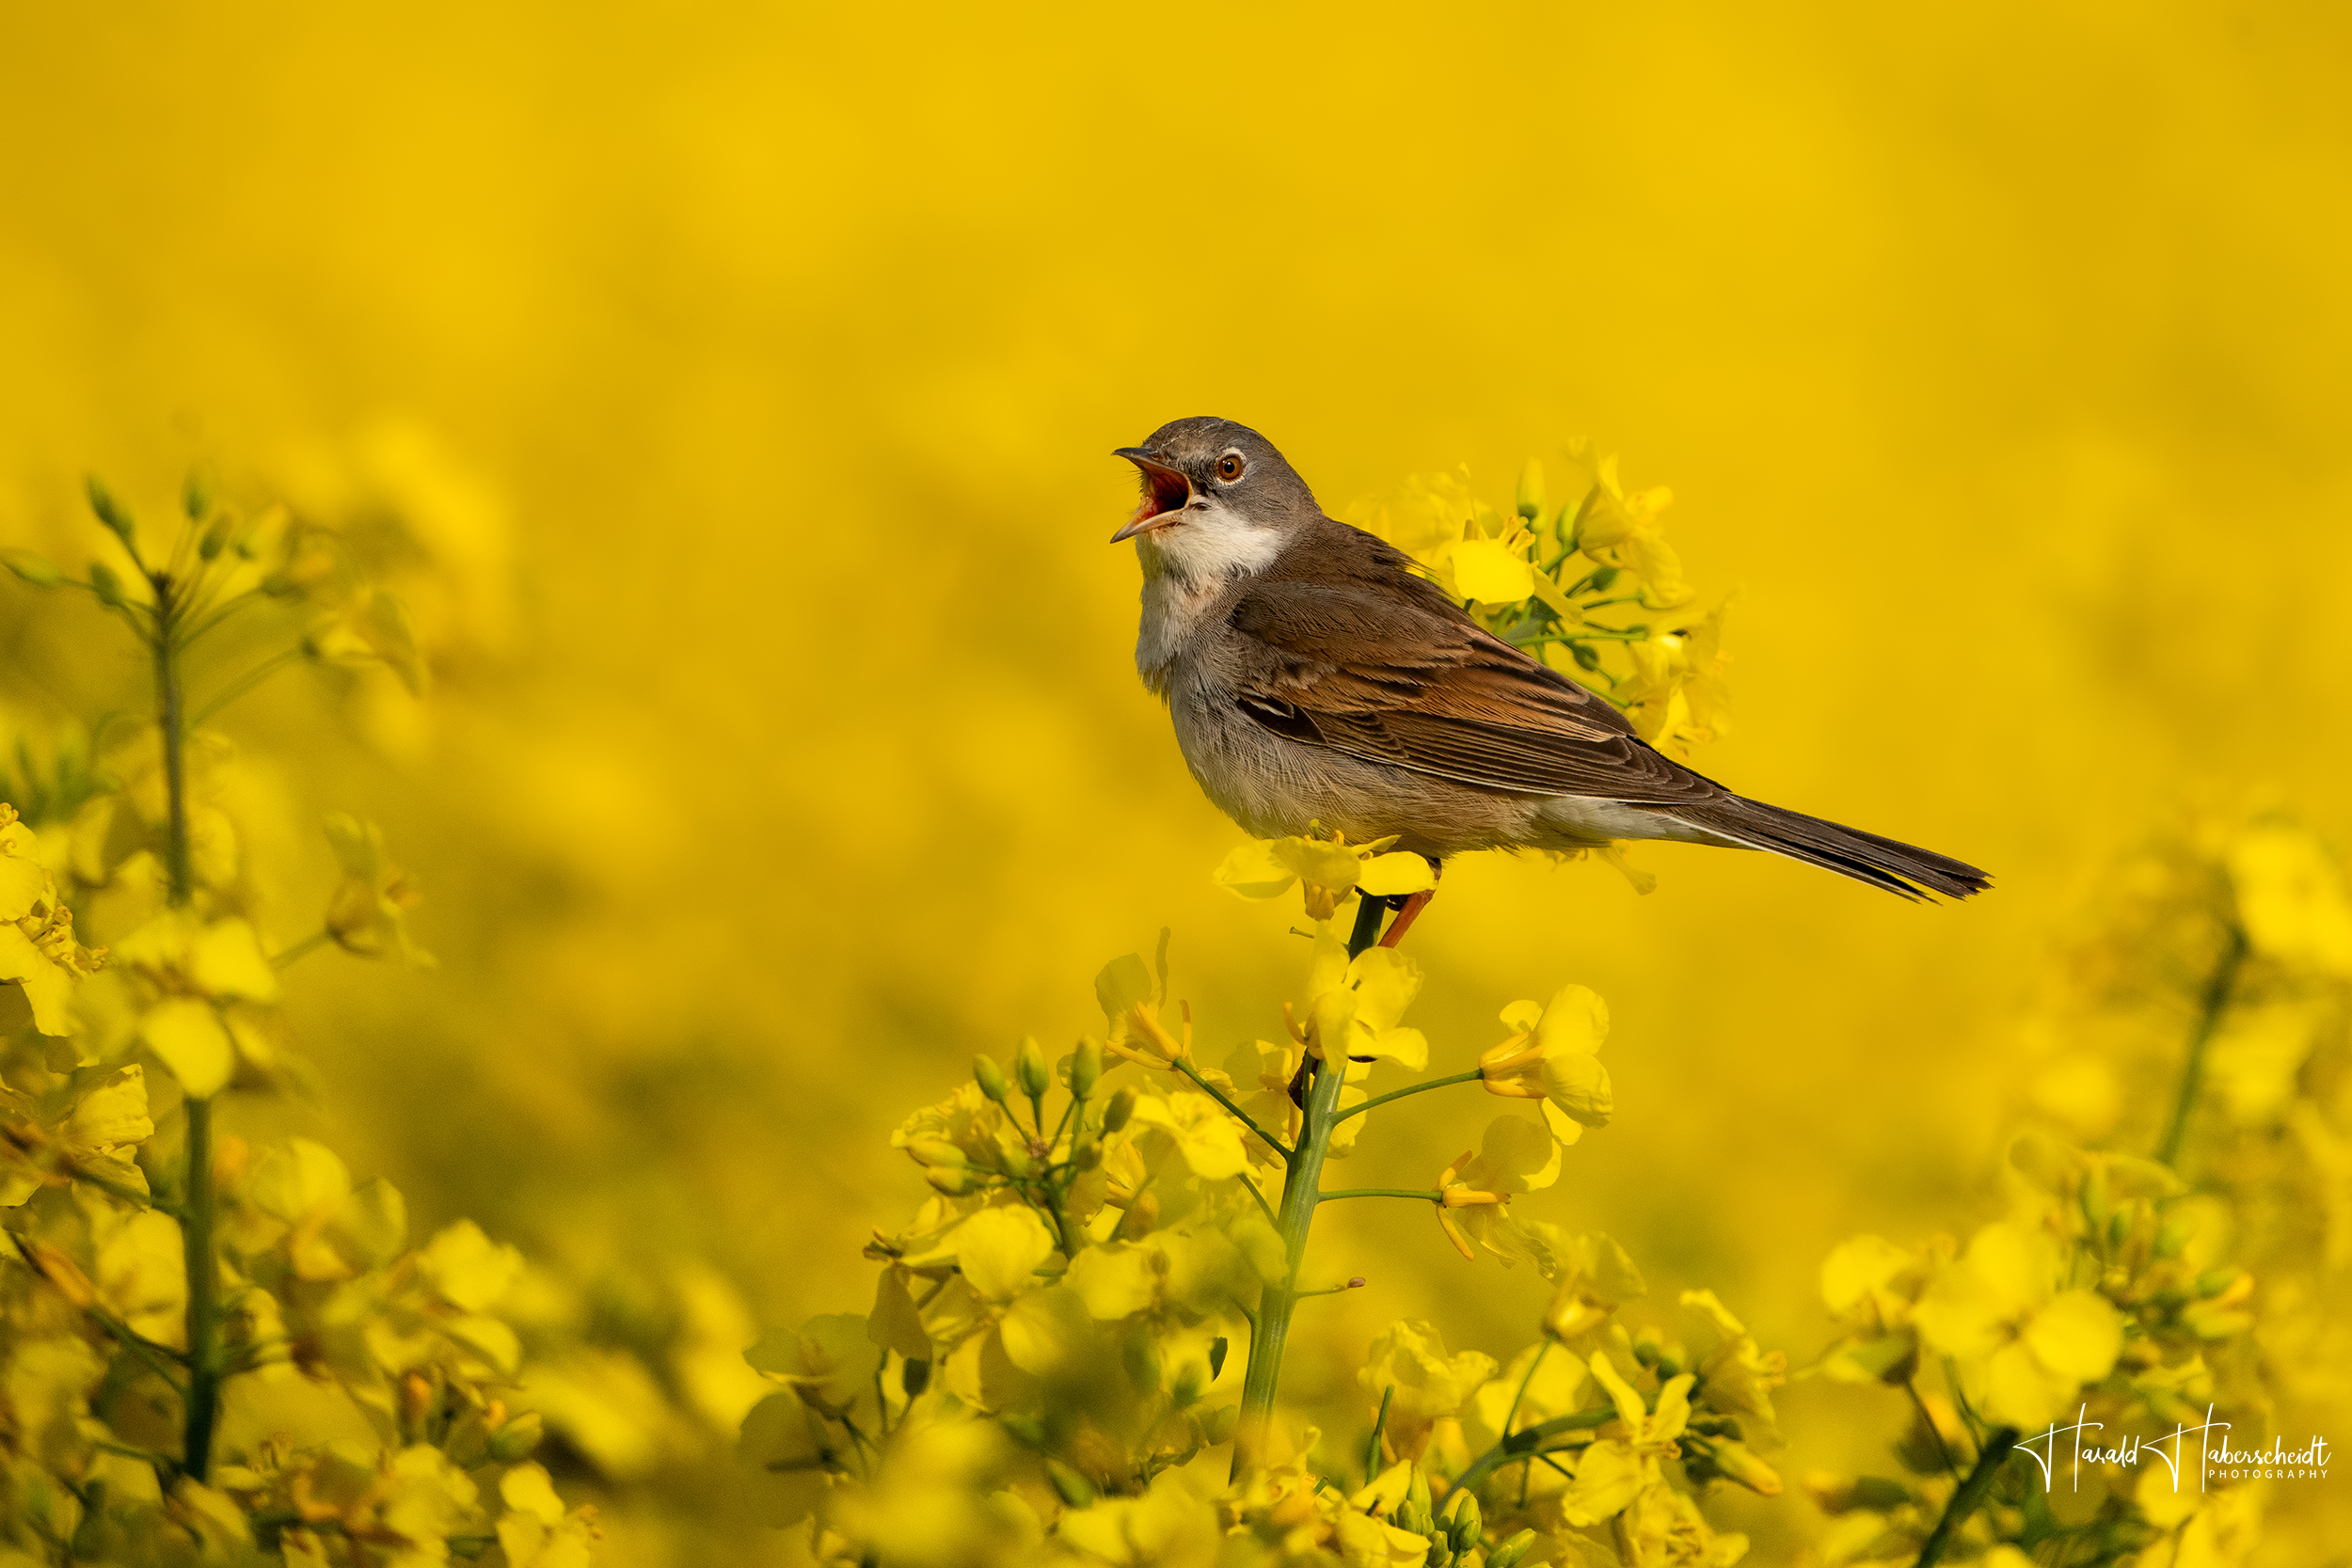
1,478,599,1564
1803,815,2352,1566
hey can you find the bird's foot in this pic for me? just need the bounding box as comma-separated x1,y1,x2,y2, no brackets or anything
1377,888,1437,949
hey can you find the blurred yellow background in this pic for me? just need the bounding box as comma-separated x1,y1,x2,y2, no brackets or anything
4,4,2348,1560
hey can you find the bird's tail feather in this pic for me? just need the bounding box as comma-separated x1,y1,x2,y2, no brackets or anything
1675,797,1991,901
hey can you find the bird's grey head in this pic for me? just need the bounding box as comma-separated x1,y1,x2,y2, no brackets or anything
1109,417,1318,585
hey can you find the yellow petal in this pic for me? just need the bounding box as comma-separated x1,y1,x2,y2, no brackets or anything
1213,841,1297,901
1534,985,1609,1055
190,920,278,1002
140,999,235,1099
2025,1289,2122,1384
1451,537,1535,604
1357,852,1436,896
1820,1235,1915,1316
949,1206,1057,1300
1064,1243,1159,1320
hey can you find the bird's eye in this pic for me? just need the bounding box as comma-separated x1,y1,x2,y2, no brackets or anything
1216,453,1245,482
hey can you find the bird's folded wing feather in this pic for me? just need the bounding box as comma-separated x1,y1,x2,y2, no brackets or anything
1227,578,1723,804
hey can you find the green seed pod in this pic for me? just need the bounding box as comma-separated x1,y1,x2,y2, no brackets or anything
85,474,136,547
1102,1085,1138,1132
1014,1036,1050,1099
2,550,65,589
973,1053,1010,1102
88,561,127,608
1488,1528,1538,1568
1516,459,1545,520
1045,1459,1095,1508
1071,1037,1104,1099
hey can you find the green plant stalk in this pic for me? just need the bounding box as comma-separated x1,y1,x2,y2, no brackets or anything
1232,893,1390,1479
1448,1403,1616,1495
1914,1426,2020,1568
152,572,224,1481
2155,923,2249,1168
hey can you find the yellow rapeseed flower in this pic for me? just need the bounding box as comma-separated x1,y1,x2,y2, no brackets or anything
1913,1221,2123,1429
0,803,105,1036
1478,984,1613,1145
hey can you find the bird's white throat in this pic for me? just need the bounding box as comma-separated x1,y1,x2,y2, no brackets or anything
1137,495,1284,587
1133,495,1283,688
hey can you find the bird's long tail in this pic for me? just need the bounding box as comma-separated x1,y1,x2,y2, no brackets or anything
1674,796,1991,901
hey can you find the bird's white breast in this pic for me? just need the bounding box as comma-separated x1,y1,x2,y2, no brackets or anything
1133,497,1281,689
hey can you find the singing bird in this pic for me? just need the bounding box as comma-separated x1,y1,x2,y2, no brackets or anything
1111,416,1987,933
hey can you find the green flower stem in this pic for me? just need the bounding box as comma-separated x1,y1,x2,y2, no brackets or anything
4,1231,187,1401
151,570,225,1483
1913,1426,2020,1568
2155,922,2249,1168
1232,893,1390,1480
1318,1188,1445,1204
1448,1403,1617,1496
269,928,332,971
188,642,306,729
1172,1055,1293,1163
1333,1069,1484,1124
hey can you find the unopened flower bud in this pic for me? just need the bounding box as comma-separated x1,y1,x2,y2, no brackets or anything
1014,1036,1050,1099
487,1410,544,1463
1200,1404,1238,1446
1070,1132,1103,1171
1172,1360,1206,1407
900,1357,930,1397
1401,1465,1432,1533
1488,1528,1538,1568
925,1165,979,1196
1102,1085,1137,1132
1071,1037,1104,1098
1516,459,1545,520
2,549,65,589
1446,1491,1482,1551
999,1412,1045,1448
904,1137,966,1169
198,514,234,561
2190,1265,2238,1301
1708,1438,1783,1496
1123,1326,1162,1391
87,562,127,609
1117,1191,1159,1240
973,1053,1009,1102
183,468,215,522
85,475,136,548
1045,1459,1095,1508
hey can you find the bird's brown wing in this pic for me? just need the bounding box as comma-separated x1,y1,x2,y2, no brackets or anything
1225,570,1724,805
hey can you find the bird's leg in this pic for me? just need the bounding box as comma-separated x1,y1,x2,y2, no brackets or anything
1377,863,1443,949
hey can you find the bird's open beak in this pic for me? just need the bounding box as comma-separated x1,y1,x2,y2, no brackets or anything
1110,448,1192,543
